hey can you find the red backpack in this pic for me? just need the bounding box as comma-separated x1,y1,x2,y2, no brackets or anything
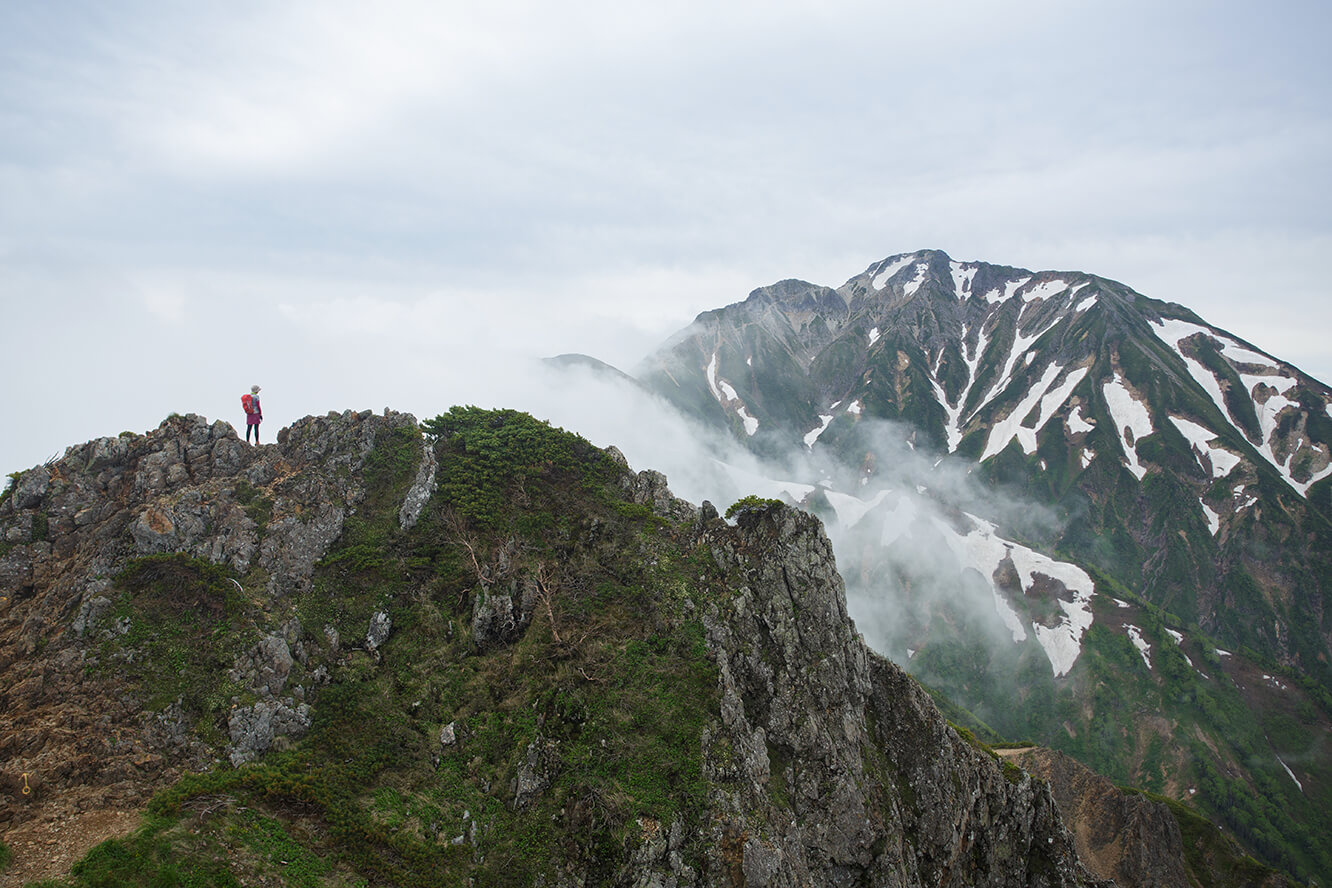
242,393,256,414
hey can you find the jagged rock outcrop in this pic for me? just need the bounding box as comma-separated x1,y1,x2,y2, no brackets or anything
0,409,418,881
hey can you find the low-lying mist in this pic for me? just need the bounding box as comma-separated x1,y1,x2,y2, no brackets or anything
484,360,1069,675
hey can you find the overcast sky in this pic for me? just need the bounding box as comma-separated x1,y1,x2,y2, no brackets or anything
2,0,1329,477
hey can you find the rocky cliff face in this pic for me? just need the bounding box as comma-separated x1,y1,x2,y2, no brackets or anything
0,408,1139,885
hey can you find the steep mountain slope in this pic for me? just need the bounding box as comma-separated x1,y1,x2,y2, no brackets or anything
0,408,1135,886
631,249,1332,883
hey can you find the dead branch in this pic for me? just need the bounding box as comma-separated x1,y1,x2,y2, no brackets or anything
444,507,491,588
536,560,561,644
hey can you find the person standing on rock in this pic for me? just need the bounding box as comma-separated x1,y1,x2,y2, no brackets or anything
242,384,263,444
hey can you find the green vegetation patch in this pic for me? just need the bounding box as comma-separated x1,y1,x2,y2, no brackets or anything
101,554,252,739
724,495,785,519
423,406,616,532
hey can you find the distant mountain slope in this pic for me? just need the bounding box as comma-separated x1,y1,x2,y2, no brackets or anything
629,249,1332,884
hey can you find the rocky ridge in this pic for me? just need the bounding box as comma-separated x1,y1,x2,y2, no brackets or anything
0,406,1204,885
0,409,420,883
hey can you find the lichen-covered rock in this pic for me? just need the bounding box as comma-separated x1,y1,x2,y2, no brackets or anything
399,439,437,530
231,633,295,698
227,697,312,766
366,610,392,652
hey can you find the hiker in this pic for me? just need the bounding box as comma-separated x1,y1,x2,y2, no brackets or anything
242,385,263,443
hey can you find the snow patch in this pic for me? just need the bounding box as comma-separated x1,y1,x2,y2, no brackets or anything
1020,279,1070,303
1153,317,1330,497
932,326,987,453
1125,624,1152,669
1278,757,1304,792
735,404,759,436
1199,499,1220,536
950,261,978,300
872,255,916,290
868,327,881,346
982,365,1088,461
1221,341,1276,367
1169,416,1242,478
804,414,836,448
705,353,723,402
903,262,930,297
1103,375,1153,480
941,515,1095,674
708,351,759,435
980,320,1057,415
1080,448,1094,468
1067,404,1095,435
982,275,1032,304
1002,276,1031,302
1165,628,1195,667
847,400,863,415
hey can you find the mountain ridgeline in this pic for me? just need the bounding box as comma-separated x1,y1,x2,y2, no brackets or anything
627,249,1332,883
0,407,1167,887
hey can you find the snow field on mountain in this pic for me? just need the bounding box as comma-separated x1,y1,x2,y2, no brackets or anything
1242,371,1332,495
1070,282,1097,314
984,276,1031,304
804,411,836,448
1018,279,1071,303
1152,317,1332,496
871,254,915,290
1103,375,1153,480
1199,499,1221,536
817,477,1098,676
949,261,977,300
1168,415,1242,478
1066,404,1095,435
943,514,1096,676
981,364,1089,461
706,351,759,436
1125,624,1152,669
903,262,929,297
931,326,987,453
